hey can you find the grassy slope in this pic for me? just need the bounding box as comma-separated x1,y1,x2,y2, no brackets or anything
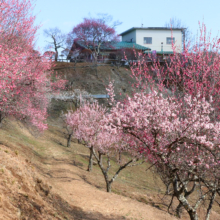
0,118,173,220
0,116,220,219
0,62,219,219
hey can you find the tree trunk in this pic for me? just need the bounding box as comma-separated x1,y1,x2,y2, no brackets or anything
188,210,198,220
0,112,2,127
165,182,171,195
106,180,112,193
176,203,183,218
205,191,216,220
173,179,198,220
176,186,195,218
0,112,4,127
177,194,198,220
96,153,111,192
87,146,93,172
67,133,72,147
55,51,58,62
95,65,98,77
118,151,122,164
92,52,97,64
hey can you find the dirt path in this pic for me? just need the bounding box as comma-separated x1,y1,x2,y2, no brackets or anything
35,157,178,220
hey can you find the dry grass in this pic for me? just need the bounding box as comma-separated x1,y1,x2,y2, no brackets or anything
0,117,219,219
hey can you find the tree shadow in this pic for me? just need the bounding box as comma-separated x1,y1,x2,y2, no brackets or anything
80,174,103,190
47,192,128,220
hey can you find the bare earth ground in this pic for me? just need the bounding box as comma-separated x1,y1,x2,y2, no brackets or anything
0,143,174,220
0,119,220,220
0,120,177,220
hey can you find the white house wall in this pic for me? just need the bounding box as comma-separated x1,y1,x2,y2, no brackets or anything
135,29,182,52
121,30,136,43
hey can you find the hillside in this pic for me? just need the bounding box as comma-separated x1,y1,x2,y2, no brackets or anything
50,62,136,114
1,117,220,220
0,118,175,220
47,62,138,124
0,62,220,220
53,62,135,97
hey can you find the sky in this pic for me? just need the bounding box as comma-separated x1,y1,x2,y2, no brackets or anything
33,0,220,54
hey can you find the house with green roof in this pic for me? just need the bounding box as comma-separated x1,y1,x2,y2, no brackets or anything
67,39,151,61
67,26,185,62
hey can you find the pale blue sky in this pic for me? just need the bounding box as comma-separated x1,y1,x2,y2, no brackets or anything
33,0,220,53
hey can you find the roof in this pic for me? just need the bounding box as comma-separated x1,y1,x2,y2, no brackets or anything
92,94,110,99
113,42,150,50
120,27,185,36
144,51,174,54
75,41,151,51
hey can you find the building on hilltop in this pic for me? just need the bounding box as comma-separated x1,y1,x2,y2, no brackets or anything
120,27,185,54
67,27,185,63
67,40,151,62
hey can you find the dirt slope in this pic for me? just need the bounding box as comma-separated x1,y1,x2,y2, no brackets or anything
0,140,175,220
0,119,178,220
0,119,219,219
0,144,67,220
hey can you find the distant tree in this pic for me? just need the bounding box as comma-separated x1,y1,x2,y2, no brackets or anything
164,17,192,50
165,17,183,28
52,89,95,148
43,51,56,60
44,27,66,62
51,89,95,109
68,14,120,63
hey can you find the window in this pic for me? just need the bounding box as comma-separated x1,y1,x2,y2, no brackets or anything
166,37,175,44
144,37,152,44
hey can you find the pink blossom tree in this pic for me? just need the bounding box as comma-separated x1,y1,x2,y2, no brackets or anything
65,100,142,192
68,15,120,63
0,0,37,49
107,89,220,220
56,89,95,147
0,0,66,130
115,24,220,219
130,23,220,116
65,101,107,171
